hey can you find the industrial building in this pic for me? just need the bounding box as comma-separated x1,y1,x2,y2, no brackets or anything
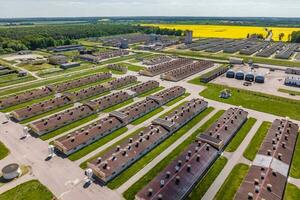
184,30,193,44
235,71,245,80
54,86,186,155
284,76,300,87
234,119,299,200
136,108,248,200
200,65,229,83
226,69,235,78
60,62,80,69
245,72,255,82
88,98,208,183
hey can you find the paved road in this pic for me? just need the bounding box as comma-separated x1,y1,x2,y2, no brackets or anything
288,177,300,188
202,120,263,200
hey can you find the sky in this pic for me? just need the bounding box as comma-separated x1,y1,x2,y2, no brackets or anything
1,0,300,18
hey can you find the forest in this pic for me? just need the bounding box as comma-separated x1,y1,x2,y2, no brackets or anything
0,23,182,54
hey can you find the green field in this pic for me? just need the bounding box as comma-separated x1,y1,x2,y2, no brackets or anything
103,99,134,113
69,127,128,161
214,164,249,200
0,180,54,200
165,93,191,107
123,109,224,199
0,73,36,88
284,183,300,200
137,86,165,98
0,141,9,160
243,121,271,161
278,88,300,96
289,133,300,178
225,118,257,152
131,107,164,125
188,156,228,200
188,82,300,121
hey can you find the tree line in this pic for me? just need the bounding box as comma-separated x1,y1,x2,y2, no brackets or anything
0,23,182,54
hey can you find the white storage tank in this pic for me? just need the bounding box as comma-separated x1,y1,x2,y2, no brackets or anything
2,163,21,180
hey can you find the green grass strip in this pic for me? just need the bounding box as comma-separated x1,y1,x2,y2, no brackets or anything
123,108,223,199
243,121,271,161
138,86,165,98
194,83,300,121
289,132,300,178
225,117,257,152
214,163,250,200
160,101,188,118
278,88,300,96
80,127,145,168
103,99,134,113
0,180,54,200
40,114,98,141
187,156,228,200
165,93,191,107
131,107,164,125
284,183,300,200
69,127,129,161
0,141,9,160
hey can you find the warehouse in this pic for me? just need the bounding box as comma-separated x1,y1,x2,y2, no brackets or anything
60,62,81,69
235,71,245,80
245,72,255,82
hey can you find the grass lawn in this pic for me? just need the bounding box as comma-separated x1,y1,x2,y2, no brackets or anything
278,88,300,96
284,183,300,200
160,101,188,118
0,141,9,160
165,93,191,107
103,99,134,113
188,156,228,200
289,132,300,178
225,117,257,152
0,180,54,200
131,107,164,125
120,62,145,72
69,127,128,161
21,63,56,72
39,114,99,141
80,127,145,168
243,121,271,161
137,86,165,98
0,73,36,88
123,108,223,199
194,83,300,121
20,104,74,124
214,164,250,200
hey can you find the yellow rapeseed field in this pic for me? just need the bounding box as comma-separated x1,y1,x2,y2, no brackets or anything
142,24,300,41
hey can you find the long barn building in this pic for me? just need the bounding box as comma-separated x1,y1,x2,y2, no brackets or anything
136,107,248,200
234,119,299,200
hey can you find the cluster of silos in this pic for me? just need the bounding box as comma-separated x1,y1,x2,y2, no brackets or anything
226,69,265,83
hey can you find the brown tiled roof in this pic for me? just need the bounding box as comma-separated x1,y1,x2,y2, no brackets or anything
140,58,194,77
234,119,299,200
11,95,72,121
49,73,112,92
162,60,214,82
0,87,53,109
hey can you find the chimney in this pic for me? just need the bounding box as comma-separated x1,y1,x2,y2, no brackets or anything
177,160,182,167
225,125,228,131
254,178,259,185
187,164,192,172
255,185,260,193
103,161,108,169
188,150,192,156
261,172,265,180
248,192,253,199
206,144,210,151
166,171,171,179
267,184,272,191
97,157,102,164
160,180,165,188
282,142,286,148
158,194,163,200
278,153,282,160
175,176,180,185
116,145,120,152
147,188,153,197
196,154,200,162
267,149,272,156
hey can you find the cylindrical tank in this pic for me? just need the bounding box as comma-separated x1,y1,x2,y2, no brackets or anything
255,74,265,83
245,72,255,82
2,163,21,180
226,70,235,78
235,71,245,80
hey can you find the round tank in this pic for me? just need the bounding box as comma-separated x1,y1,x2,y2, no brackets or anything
255,74,265,83
245,72,255,82
2,163,21,180
235,71,245,80
226,70,235,78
